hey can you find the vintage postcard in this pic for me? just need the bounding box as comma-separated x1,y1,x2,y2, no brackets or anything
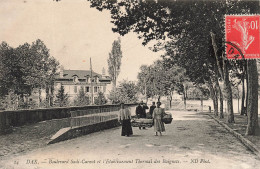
0,0,259,169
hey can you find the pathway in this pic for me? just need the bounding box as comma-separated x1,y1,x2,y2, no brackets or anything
1,110,259,169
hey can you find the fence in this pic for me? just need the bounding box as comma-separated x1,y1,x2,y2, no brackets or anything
0,104,137,134
70,105,137,127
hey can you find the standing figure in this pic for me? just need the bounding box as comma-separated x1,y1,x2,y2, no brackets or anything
152,102,166,136
118,103,133,137
136,101,149,130
149,102,156,117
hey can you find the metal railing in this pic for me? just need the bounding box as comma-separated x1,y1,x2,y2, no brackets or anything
70,105,136,128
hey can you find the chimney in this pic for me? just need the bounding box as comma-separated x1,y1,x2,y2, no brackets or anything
60,66,64,78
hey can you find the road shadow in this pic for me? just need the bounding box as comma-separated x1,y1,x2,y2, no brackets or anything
128,135,142,137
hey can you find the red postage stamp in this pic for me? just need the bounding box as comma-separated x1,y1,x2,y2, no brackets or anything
225,15,260,59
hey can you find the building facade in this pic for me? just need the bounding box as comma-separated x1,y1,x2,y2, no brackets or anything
55,68,112,103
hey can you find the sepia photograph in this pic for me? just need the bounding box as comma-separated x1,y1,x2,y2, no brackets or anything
0,0,259,169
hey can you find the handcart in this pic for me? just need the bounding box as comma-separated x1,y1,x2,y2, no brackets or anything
131,118,153,128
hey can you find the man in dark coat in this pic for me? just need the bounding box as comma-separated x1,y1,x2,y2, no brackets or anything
136,101,148,129
149,102,156,117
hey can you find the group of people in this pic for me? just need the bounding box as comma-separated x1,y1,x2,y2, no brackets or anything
118,101,166,137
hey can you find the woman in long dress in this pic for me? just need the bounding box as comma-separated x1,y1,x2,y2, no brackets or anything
152,102,165,136
118,103,133,137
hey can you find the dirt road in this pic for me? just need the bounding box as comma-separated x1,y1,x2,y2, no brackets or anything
1,110,259,169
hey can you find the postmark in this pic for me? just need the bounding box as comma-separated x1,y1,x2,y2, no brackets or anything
225,15,260,59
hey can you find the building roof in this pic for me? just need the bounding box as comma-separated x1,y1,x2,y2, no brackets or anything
56,69,111,81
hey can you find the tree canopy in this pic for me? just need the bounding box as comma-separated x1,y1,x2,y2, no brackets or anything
108,38,123,88
0,40,59,109
87,0,259,134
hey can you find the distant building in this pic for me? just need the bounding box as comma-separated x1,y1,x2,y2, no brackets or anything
55,67,112,103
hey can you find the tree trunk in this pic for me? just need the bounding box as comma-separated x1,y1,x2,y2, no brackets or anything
169,93,172,108
25,95,29,109
223,60,235,123
208,81,218,115
46,86,50,107
210,32,224,117
50,83,54,107
210,32,224,78
237,86,239,114
241,71,246,115
246,60,259,135
213,84,219,116
245,64,249,116
184,94,186,110
184,85,188,110
38,88,42,105
216,80,224,118
213,64,223,118
200,97,203,112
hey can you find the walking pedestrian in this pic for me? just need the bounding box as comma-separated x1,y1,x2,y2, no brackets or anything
152,101,166,136
118,103,133,137
149,102,156,117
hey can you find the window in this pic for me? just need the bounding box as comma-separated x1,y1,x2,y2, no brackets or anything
85,86,90,93
103,86,106,93
81,86,84,92
94,86,98,93
73,76,78,83
86,77,89,83
74,86,77,93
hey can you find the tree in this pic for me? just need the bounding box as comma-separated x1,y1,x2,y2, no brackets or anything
30,39,59,107
246,60,259,135
137,65,154,102
0,40,59,109
108,38,123,88
138,59,188,108
94,92,107,105
55,85,69,107
1,90,18,110
163,63,188,109
0,42,14,97
88,0,259,125
74,87,90,106
108,88,121,104
108,80,138,104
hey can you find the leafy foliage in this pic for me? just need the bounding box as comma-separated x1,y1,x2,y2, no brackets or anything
108,38,123,87
88,0,259,124
55,85,69,107
74,87,90,106
108,88,121,104
138,60,188,99
0,40,59,109
94,92,107,105
108,80,138,104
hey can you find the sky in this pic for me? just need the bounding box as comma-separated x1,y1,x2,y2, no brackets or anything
0,0,163,82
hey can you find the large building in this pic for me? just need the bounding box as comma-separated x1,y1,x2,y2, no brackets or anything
55,67,112,103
